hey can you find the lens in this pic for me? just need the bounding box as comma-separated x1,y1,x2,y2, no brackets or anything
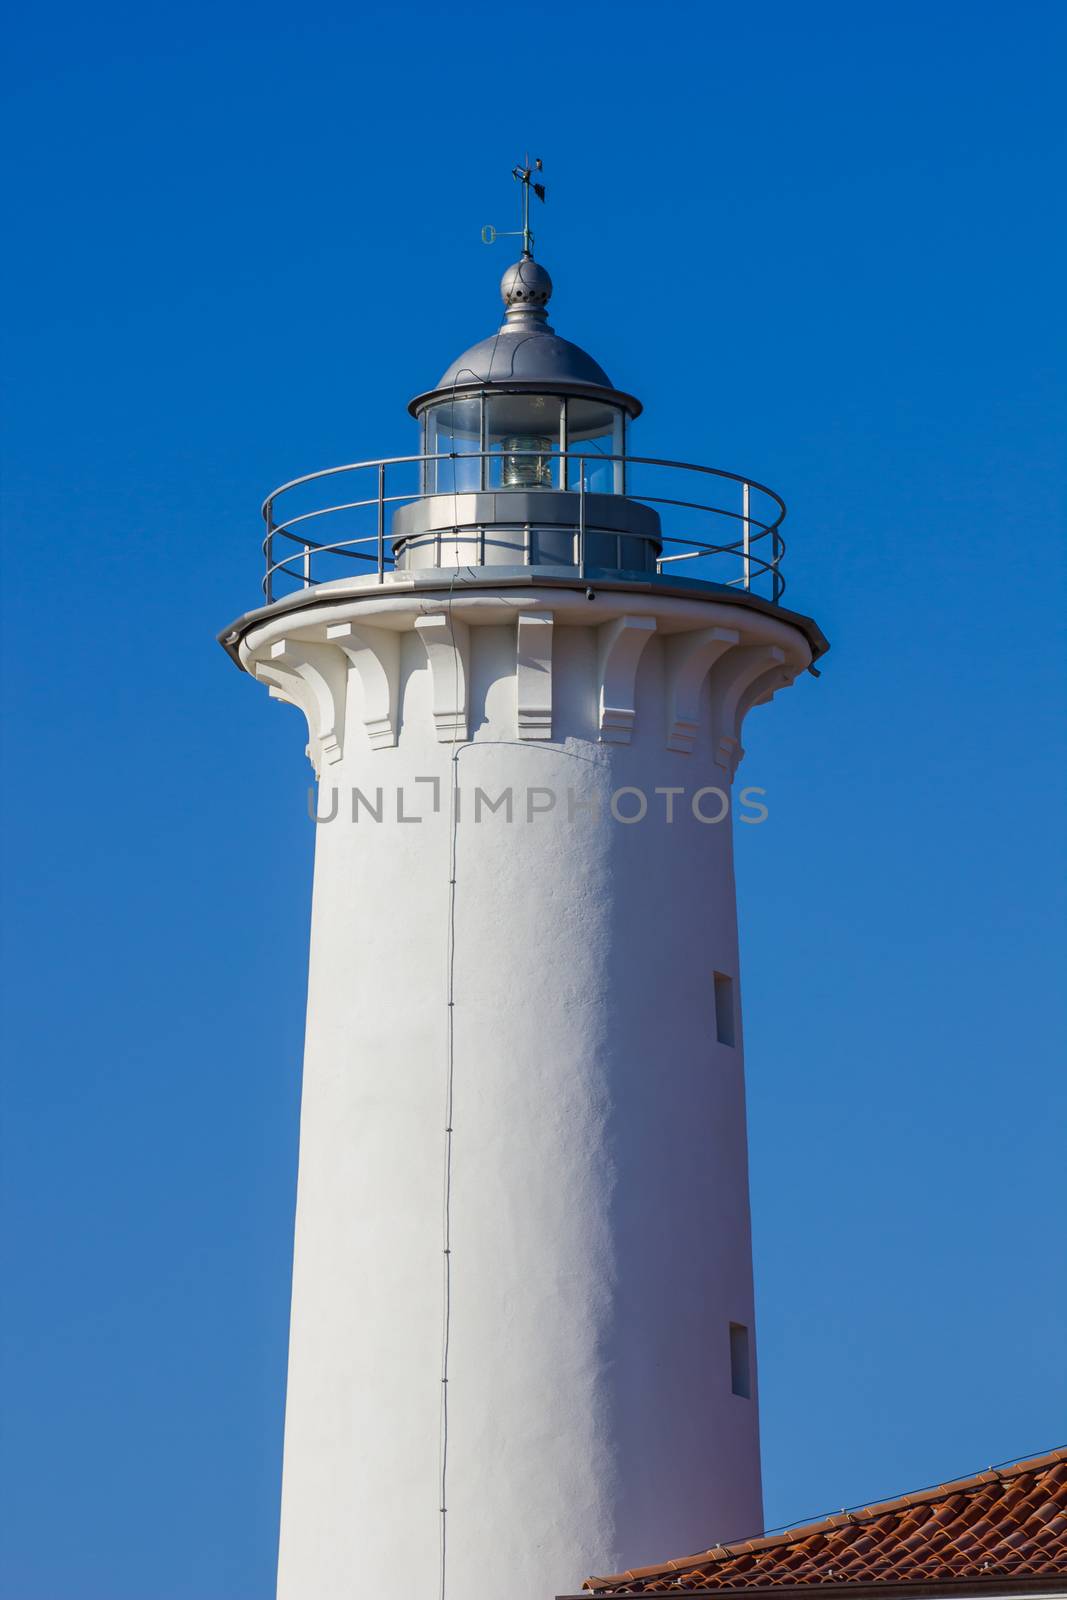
501,435,553,488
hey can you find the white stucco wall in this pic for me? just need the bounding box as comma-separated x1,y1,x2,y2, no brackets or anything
237,579,812,1600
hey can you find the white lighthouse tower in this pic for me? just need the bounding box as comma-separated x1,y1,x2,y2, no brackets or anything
220,174,826,1600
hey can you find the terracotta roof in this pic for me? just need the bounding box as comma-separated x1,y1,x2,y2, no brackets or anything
583,1448,1067,1594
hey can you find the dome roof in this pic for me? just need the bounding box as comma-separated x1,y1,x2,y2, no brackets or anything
409,254,641,417
436,327,614,391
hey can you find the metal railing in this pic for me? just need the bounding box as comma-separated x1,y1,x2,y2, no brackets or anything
260,452,787,605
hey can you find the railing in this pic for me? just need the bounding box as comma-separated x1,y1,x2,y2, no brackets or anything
260,452,787,605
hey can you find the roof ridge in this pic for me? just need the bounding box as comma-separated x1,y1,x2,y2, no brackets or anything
583,1448,1067,1591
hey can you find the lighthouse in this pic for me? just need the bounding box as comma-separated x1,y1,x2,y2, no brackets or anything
220,169,827,1600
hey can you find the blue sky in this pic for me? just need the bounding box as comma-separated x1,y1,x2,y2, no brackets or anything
2,1,1065,1594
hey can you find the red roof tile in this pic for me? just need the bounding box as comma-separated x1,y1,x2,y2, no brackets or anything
583,1448,1067,1594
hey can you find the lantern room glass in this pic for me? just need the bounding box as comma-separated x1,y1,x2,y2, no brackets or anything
564,398,625,493
421,393,629,494
486,394,563,489
423,398,482,493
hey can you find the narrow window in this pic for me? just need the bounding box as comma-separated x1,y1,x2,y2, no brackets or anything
729,1323,751,1398
713,972,736,1047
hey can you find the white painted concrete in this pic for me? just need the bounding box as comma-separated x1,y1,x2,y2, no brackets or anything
237,579,812,1600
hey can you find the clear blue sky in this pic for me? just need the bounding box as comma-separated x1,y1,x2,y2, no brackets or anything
2,1,1065,1595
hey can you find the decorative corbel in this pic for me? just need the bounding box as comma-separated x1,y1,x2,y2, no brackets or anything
709,646,786,777
664,626,741,753
326,621,400,750
414,613,470,742
253,637,347,775
516,613,554,740
597,615,656,743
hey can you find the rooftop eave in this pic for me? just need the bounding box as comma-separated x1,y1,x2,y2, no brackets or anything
216,568,829,672
562,1576,1067,1600
407,377,644,420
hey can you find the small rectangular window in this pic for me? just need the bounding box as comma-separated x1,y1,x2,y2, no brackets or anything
729,1322,751,1398
713,972,736,1047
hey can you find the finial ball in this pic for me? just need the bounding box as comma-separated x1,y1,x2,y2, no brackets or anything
500,257,552,310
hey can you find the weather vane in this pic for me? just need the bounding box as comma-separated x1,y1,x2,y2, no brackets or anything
481,156,545,257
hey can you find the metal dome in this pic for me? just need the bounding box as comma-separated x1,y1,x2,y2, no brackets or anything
408,254,642,417
434,327,615,391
